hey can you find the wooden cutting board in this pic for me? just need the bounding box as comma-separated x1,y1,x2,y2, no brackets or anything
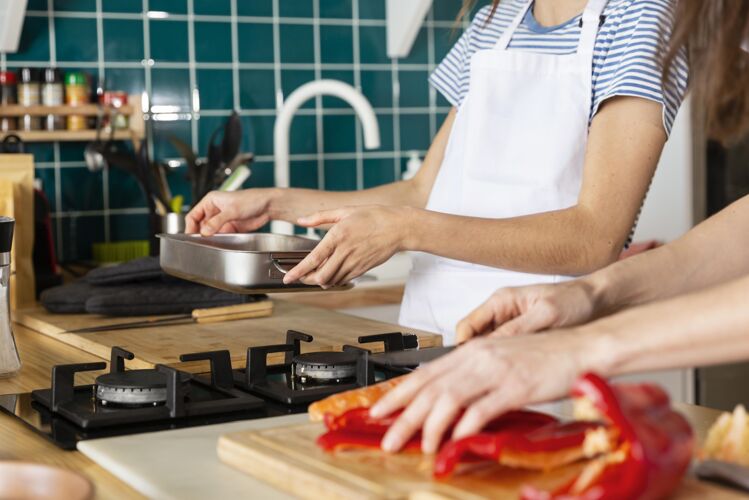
217,422,747,500
14,301,441,372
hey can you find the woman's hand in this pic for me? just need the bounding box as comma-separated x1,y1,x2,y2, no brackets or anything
282,205,414,288
185,189,277,236
455,280,601,343
369,332,596,454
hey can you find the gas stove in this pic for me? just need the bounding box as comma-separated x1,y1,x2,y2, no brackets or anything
0,331,420,450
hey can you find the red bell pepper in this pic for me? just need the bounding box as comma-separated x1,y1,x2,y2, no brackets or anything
317,408,558,454
433,420,608,478
520,373,694,500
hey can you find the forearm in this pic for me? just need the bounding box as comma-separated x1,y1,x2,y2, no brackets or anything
266,180,418,223
405,206,624,275
582,195,749,314
579,273,749,376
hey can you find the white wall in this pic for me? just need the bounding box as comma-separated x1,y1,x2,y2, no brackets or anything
628,95,696,404
633,95,695,242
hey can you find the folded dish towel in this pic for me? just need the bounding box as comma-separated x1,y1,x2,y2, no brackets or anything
41,257,264,316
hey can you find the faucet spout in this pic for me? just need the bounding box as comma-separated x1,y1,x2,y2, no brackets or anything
272,79,381,235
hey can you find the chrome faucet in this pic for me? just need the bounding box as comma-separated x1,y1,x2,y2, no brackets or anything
272,80,381,235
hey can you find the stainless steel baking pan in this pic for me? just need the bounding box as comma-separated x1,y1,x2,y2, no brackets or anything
158,233,352,294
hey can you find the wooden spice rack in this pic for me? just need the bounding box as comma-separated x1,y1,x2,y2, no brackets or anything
0,93,145,148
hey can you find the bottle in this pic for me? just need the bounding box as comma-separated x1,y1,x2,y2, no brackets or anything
0,217,21,377
42,68,65,131
65,71,89,131
402,151,422,181
0,71,18,132
18,67,41,131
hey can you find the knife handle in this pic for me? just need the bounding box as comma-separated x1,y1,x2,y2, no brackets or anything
192,301,274,324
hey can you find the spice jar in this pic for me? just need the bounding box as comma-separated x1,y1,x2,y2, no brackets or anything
65,71,89,131
100,91,129,132
41,68,64,131
0,72,17,132
18,67,41,131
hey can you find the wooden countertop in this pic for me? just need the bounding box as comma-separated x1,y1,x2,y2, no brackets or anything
0,298,746,499
0,324,142,499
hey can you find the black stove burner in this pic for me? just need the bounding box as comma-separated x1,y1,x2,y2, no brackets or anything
232,330,419,405
293,351,359,384
95,369,190,407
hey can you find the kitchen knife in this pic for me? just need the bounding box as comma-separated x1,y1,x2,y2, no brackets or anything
63,301,274,334
695,460,749,492
370,346,455,367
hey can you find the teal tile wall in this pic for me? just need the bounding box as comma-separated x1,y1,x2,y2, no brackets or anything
3,0,478,262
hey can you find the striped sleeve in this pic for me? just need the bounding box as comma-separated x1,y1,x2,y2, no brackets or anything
591,0,688,135
428,9,482,107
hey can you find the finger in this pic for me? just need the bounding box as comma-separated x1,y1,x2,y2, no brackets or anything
456,291,525,344
200,208,234,237
380,390,434,452
306,249,348,287
185,204,208,234
283,238,335,284
297,208,348,228
370,351,470,419
218,221,239,234
421,393,465,454
491,309,552,337
234,214,270,233
452,387,523,440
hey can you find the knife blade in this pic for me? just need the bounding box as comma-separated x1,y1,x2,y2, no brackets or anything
370,346,454,367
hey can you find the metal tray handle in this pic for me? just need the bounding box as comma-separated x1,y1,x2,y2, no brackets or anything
270,253,307,275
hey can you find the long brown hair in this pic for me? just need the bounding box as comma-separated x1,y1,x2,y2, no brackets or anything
664,1,749,144
460,0,749,144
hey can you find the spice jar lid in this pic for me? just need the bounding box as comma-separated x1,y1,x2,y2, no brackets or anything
0,71,16,85
43,68,62,84
64,72,88,86
0,217,14,254
19,67,40,84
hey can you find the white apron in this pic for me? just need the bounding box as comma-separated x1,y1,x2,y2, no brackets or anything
399,0,608,344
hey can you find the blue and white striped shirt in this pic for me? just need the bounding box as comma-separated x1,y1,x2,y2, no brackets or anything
430,0,689,135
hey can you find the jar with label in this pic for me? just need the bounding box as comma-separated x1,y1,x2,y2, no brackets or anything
100,91,129,132
0,72,17,132
65,72,89,131
18,68,41,131
42,68,64,131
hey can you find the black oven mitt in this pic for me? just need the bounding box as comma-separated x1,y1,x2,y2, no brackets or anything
40,257,264,316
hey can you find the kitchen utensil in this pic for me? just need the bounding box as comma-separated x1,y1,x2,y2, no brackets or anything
83,111,107,172
216,152,254,188
0,217,21,376
0,134,24,154
158,233,353,293
221,111,242,165
170,195,184,214
0,461,93,500
135,137,171,214
63,300,274,334
160,212,185,235
695,460,749,492
370,345,454,367
219,164,251,192
155,162,173,205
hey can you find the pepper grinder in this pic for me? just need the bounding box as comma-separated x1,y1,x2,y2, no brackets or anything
0,217,21,377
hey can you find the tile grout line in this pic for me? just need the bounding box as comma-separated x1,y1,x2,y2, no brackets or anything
271,0,283,193
2,60,436,71
142,0,154,162
187,0,199,150
95,0,110,243
313,0,325,191
427,7,437,139
390,58,401,181
229,0,240,111
352,0,364,191
47,0,64,261
24,10,458,28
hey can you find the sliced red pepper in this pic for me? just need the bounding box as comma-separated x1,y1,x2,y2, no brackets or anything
318,408,558,457
521,373,694,500
434,421,607,478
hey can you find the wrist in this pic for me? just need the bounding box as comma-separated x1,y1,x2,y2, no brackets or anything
264,188,285,220
581,268,617,316
568,323,623,378
397,206,422,251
